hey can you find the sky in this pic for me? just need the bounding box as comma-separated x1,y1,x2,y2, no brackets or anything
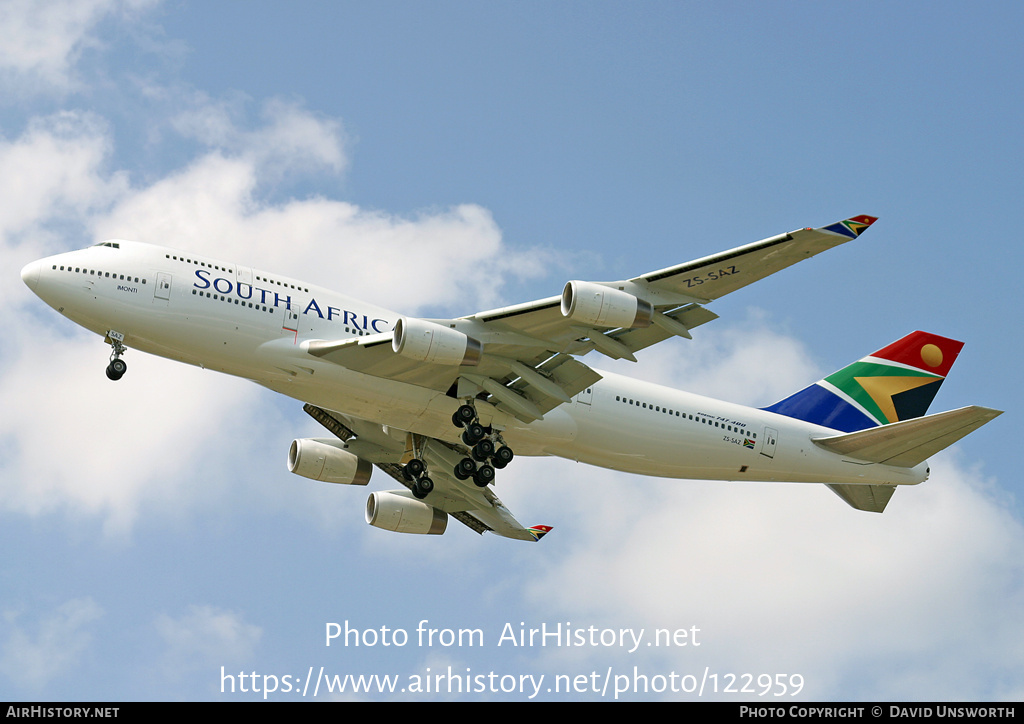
1,0,1022,702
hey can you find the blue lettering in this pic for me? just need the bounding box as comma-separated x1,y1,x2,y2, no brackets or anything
304,298,324,319
258,288,270,304
371,318,388,332
327,306,341,321
237,283,253,300
343,310,359,329
214,277,233,294
194,269,211,289
274,292,292,310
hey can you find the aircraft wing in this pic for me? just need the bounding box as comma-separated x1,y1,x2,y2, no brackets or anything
303,404,549,541
306,215,876,423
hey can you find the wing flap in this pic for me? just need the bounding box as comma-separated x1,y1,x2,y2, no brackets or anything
811,406,1003,467
500,354,602,420
606,303,719,356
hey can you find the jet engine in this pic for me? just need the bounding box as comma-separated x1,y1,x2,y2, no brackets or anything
288,438,372,485
392,317,482,366
365,491,448,535
560,280,653,329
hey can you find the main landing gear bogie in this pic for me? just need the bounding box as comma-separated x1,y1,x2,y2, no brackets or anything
403,457,433,500
401,401,518,500
450,401,515,486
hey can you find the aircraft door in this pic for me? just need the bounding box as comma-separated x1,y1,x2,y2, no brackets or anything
761,426,778,459
576,386,594,406
154,272,172,303
281,307,300,343
235,266,253,286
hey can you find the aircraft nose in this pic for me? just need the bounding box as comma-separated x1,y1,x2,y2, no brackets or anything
21,260,41,291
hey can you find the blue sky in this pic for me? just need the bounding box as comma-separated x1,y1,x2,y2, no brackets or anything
1,0,1021,701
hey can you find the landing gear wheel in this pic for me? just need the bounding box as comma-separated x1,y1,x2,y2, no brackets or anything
454,457,477,480
412,477,432,499
462,423,486,446
405,458,425,479
105,358,127,381
493,445,514,469
452,404,476,428
473,464,495,487
472,438,495,462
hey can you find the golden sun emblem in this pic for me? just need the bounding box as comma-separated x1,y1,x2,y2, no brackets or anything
920,343,943,368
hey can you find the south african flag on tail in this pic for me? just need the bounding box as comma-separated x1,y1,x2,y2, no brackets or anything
762,331,965,433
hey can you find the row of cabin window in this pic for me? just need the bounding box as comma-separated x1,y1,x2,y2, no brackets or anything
55,265,144,284
190,290,368,336
167,253,232,275
192,288,275,313
166,253,310,294
614,394,756,437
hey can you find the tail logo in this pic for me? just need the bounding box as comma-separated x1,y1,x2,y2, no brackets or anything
764,332,964,432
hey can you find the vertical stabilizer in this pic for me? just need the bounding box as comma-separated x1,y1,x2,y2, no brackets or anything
762,332,965,432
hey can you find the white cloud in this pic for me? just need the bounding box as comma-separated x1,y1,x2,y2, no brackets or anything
171,95,348,180
0,0,158,93
155,604,262,670
0,111,127,247
92,146,549,314
0,597,103,690
523,455,1023,701
0,330,260,535
504,331,1024,701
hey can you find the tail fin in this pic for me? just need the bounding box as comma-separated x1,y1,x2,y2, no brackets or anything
762,331,965,432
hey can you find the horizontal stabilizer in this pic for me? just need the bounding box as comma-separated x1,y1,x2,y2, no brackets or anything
826,483,896,513
812,406,1002,468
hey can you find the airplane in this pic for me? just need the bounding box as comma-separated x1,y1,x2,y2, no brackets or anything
19,215,1002,541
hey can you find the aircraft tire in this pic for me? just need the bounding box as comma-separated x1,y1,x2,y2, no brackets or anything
453,404,476,427
472,439,494,462
473,464,495,487
462,423,486,446
493,446,514,469
455,457,476,480
106,359,127,381
405,458,425,479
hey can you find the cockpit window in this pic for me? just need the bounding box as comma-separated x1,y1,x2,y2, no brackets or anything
91,242,121,249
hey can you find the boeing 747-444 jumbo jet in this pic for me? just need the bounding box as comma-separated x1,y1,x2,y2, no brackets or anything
21,215,1001,541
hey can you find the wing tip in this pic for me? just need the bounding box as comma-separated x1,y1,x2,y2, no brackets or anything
528,525,553,541
821,214,878,239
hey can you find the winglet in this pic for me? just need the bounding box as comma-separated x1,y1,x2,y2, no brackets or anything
820,214,878,239
527,525,553,542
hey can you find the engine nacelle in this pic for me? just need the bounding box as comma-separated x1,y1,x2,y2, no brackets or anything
560,280,653,329
288,438,372,485
392,317,482,366
365,491,448,535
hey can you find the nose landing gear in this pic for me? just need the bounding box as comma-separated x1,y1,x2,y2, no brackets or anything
105,332,127,381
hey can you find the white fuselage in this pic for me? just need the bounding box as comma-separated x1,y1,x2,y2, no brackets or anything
21,240,927,489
